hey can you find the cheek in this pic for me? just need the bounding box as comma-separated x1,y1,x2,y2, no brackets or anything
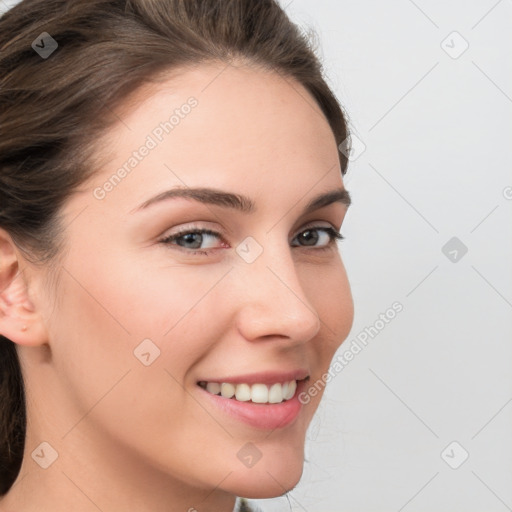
303,257,354,355
47,243,229,418
46,254,227,476
294,258,353,414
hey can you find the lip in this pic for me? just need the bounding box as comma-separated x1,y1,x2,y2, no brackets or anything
196,373,310,430
196,368,309,386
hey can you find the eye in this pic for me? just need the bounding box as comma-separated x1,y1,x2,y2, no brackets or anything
159,228,225,256
291,226,344,249
159,225,344,256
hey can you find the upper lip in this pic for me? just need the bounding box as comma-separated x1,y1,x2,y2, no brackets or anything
197,369,310,386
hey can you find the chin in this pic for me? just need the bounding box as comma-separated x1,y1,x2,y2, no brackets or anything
226,453,305,499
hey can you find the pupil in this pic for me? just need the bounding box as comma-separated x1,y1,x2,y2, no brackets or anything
301,230,318,246
182,233,202,249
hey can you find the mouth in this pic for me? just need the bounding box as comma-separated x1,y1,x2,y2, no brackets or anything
198,379,299,404
196,371,310,430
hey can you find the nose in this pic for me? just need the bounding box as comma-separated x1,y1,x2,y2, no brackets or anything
232,240,322,345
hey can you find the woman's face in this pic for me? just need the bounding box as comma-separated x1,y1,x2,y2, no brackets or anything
31,62,353,503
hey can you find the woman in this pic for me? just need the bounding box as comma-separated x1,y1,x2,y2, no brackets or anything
0,0,354,510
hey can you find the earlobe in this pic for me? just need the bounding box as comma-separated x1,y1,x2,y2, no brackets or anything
0,228,48,347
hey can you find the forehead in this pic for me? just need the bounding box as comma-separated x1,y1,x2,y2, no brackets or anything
108,62,337,156
85,62,343,214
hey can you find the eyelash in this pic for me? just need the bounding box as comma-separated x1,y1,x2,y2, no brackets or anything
159,225,345,257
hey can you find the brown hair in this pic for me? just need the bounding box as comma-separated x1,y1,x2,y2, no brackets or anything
0,0,350,494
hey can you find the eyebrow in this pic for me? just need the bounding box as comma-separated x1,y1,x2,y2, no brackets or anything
131,186,351,215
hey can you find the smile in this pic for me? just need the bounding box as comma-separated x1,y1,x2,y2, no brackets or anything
198,379,298,404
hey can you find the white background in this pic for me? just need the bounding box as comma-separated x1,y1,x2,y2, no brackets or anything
1,1,511,511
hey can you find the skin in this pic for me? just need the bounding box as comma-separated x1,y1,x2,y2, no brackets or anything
0,61,354,512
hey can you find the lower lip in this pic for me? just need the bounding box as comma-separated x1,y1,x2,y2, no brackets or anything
197,380,307,430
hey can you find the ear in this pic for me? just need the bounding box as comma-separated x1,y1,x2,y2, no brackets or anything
0,228,48,347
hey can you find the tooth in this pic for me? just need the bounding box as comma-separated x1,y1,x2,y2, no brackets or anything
221,382,235,398
268,383,283,403
284,380,296,400
235,383,251,401
251,383,269,403
207,380,298,402
206,382,221,395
